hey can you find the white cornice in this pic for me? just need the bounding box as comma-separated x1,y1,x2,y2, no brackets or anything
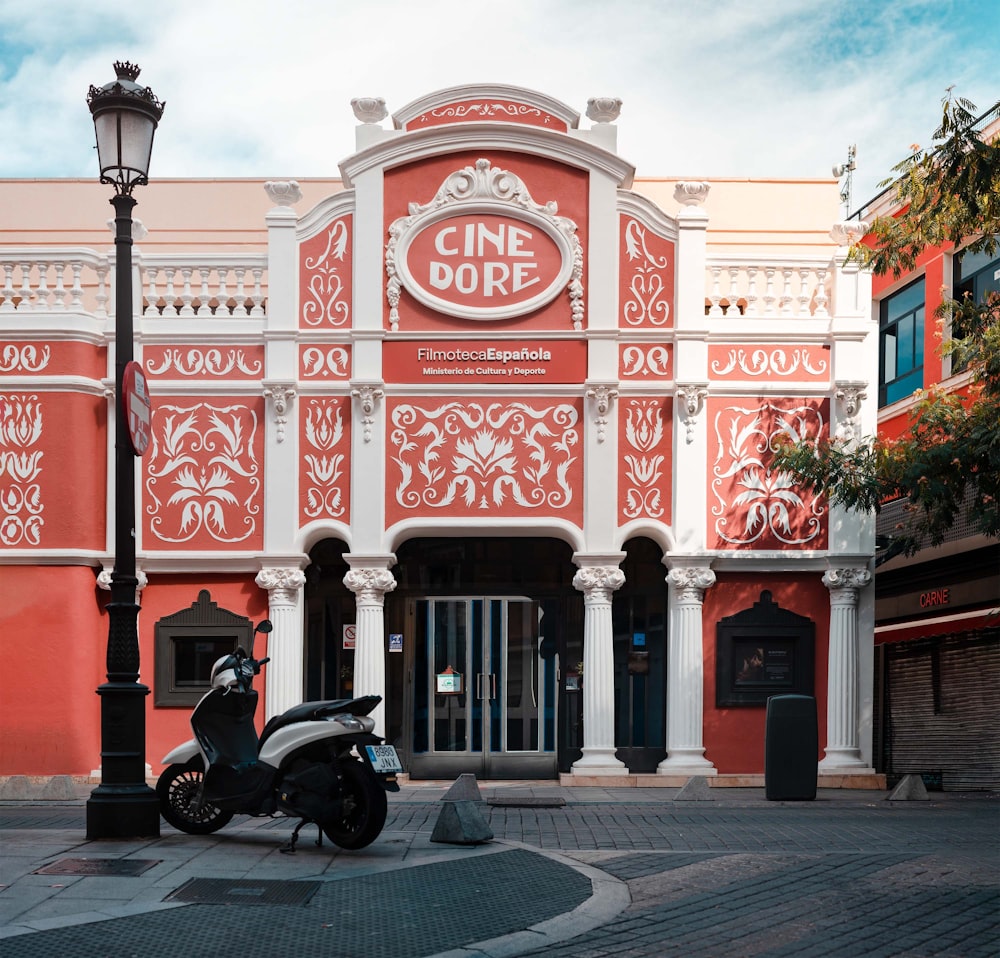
617,190,679,240
296,190,357,243
339,123,635,188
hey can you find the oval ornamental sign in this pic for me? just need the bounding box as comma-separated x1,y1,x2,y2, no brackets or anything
387,159,583,326
401,211,567,319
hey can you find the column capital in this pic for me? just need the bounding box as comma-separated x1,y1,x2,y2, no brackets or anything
667,565,716,601
344,567,397,604
823,566,871,598
255,567,306,604
572,566,625,602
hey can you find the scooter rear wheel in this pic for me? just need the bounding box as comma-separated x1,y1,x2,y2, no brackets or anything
157,762,235,834
321,759,387,850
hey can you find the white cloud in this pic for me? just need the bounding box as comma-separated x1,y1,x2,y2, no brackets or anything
0,0,996,210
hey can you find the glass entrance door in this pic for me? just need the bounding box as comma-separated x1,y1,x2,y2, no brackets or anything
410,597,557,779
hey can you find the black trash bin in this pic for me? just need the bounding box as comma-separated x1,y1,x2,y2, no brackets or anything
764,694,817,801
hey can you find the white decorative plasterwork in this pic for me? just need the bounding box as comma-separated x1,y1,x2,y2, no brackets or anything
673,182,710,207
573,565,625,601
301,346,350,379
667,566,717,601
351,97,388,123
302,219,350,327
710,347,828,378
711,401,825,546
622,218,671,326
264,180,302,208
830,221,870,247
0,393,43,545
390,401,579,512
822,567,872,595
585,385,618,443
146,348,262,378
343,567,397,602
675,384,708,444
263,384,296,443
97,568,148,591
621,345,670,378
107,217,147,241
622,399,668,520
834,382,868,444
428,102,547,122
386,158,584,329
351,383,384,444
256,568,306,603
303,398,347,520
145,402,260,545
586,97,622,123
0,345,51,373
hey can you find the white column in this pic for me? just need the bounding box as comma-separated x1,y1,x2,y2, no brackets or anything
570,564,627,775
343,558,397,738
659,565,717,775
819,567,873,771
255,567,307,720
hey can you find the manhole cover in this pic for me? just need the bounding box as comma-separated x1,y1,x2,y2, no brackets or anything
166,878,321,906
35,858,160,877
487,797,566,808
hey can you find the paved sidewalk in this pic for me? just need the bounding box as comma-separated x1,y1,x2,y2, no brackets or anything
1,783,998,957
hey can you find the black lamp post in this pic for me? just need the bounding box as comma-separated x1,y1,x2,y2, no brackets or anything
85,62,165,839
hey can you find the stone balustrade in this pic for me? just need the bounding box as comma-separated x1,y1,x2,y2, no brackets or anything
0,249,110,317
705,256,833,319
140,254,268,318
0,249,268,320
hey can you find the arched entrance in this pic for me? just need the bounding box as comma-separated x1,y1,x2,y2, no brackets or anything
614,537,669,771
388,537,581,780
302,539,354,702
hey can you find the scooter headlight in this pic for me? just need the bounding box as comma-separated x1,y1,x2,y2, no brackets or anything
330,713,375,733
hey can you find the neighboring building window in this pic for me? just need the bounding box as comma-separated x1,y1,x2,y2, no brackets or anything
879,278,925,407
154,590,253,706
954,246,1000,303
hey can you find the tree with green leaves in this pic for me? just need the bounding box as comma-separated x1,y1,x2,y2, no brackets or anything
771,92,1000,559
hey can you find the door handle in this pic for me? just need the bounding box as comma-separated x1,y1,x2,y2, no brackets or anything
489,673,497,700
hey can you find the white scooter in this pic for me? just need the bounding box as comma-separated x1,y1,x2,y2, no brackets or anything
156,619,402,852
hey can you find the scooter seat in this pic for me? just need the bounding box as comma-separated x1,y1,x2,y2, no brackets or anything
258,695,381,749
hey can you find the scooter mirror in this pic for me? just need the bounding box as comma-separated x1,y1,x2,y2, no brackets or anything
255,619,273,634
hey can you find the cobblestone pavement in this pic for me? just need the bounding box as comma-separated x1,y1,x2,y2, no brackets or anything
2,789,998,957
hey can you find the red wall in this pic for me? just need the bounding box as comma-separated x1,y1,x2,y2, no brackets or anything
0,566,105,775
142,574,268,773
701,573,830,773
0,568,267,777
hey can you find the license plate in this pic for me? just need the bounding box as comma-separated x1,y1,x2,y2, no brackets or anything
365,744,403,774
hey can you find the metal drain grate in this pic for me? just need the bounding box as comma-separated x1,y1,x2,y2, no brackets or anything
34,858,161,876
166,877,321,906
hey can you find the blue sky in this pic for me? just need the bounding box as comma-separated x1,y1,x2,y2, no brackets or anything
0,0,997,212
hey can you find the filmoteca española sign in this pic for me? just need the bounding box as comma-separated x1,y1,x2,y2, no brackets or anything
387,159,584,327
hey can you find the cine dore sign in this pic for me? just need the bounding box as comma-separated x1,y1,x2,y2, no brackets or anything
386,158,584,327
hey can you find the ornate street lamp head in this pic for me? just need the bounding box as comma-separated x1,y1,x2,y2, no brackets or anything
87,61,165,195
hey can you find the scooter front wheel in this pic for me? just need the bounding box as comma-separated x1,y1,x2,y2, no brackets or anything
157,762,235,834
321,759,387,850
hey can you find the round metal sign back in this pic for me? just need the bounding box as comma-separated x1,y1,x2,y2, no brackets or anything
122,361,152,456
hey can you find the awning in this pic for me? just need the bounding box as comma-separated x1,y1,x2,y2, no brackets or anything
874,607,1000,644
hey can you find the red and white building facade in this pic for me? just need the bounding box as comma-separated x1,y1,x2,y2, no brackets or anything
0,85,881,785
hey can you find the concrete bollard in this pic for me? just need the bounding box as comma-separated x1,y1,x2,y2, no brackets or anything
886,774,930,801
674,775,714,802
430,799,494,845
440,772,484,803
